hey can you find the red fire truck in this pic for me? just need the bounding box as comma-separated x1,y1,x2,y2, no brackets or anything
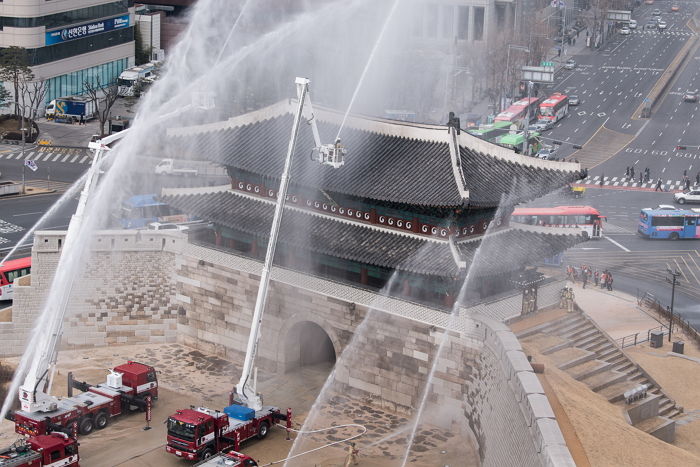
0,433,79,467
165,405,291,461
193,448,258,466
12,361,157,438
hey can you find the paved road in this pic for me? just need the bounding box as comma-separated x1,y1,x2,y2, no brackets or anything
541,3,697,164
526,187,700,325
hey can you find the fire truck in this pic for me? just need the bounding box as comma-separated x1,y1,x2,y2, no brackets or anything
12,362,157,437
193,448,258,466
165,405,290,461
0,433,79,467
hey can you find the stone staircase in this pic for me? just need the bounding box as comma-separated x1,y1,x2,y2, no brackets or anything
516,312,682,440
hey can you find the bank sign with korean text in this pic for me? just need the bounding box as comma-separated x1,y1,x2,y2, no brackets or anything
45,15,130,46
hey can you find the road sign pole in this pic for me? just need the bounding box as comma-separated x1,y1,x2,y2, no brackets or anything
22,163,25,195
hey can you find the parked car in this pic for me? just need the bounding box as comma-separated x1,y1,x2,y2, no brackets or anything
658,21,667,29
531,120,554,131
652,8,661,15
564,59,576,70
536,147,557,160
674,189,700,204
620,26,631,35
683,92,698,103
644,20,657,29
569,95,580,106
629,19,638,29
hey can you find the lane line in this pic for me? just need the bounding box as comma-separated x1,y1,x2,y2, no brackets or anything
605,236,631,252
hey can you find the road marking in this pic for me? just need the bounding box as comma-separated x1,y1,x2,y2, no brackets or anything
603,235,630,253
79,155,88,164
12,211,43,217
61,154,70,163
69,155,79,163
52,154,61,162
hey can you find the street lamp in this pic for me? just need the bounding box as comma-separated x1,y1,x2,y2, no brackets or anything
666,268,682,342
523,81,533,155
505,44,530,109
20,126,28,194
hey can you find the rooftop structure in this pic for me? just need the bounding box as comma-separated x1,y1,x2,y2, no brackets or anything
164,101,587,306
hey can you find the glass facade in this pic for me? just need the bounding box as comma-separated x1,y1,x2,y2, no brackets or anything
0,1,128,29
46,58,128,103
25,27,134,66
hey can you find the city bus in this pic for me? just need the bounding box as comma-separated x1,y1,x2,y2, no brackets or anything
120,194,190,229
538,93,569,123
467,121,513,141
0,257,31,301
638,208,700,240
495,131,542,155
511,206,606,238
495,98,540,128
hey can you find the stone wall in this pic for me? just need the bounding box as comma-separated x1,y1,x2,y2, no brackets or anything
5,232,575,466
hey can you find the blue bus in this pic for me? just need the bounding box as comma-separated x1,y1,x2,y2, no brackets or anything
638,208,700,239
120,194,189,229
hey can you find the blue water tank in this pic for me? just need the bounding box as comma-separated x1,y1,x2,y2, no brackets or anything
224,405,255,421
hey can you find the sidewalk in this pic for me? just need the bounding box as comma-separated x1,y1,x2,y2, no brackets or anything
569,281,665,340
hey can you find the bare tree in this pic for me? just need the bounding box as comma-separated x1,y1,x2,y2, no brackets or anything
84,77,119,137
17,77,47,142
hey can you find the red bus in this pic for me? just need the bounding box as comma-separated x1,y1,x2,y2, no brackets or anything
495,98,540,128
538,93,569,123
0,257,31,301
511,206,606,239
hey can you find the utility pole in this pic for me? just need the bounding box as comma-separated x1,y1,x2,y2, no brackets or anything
666,268,682,342
21,122,26,195
523,81,533,156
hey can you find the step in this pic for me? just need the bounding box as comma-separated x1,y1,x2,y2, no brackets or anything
588,336,616,353
569,359,613,381
562,324,597,340
598,347,622,361
556,349,596,370
635,416,671,435
659,401,679,417
605,354,627,367
516,314,582,338
546,320,588,339
611,361,636,374
575,333,606,349
581,370,630,392
542,339,574,355
581,336,609,352
600,380,641,403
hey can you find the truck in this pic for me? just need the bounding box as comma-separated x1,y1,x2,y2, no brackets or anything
117,63,157,97
45,96,97,122
165,405,291,461
0,433,79,467
154,158,199,176
193,448,258,467
12,362,158,438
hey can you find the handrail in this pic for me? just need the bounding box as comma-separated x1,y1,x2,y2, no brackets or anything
616,324,668,349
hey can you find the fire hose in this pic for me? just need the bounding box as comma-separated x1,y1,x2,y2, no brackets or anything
259,423,367,466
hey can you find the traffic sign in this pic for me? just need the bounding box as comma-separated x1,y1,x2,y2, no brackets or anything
540,61,555,68
24,160,38,172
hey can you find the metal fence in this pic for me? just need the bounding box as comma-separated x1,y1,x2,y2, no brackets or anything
616,325,668,349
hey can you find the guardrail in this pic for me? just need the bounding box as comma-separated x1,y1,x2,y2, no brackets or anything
616,325,668,349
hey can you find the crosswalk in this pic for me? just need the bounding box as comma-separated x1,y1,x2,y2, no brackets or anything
630,30,697,37
0,219,24,234
0,147,92,165
579,175,694,191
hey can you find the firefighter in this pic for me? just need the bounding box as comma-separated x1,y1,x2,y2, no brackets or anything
566,287,575,313
344,442,359,467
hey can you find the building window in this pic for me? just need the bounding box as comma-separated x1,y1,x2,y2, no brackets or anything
473,7,484,41
0,1,128,30
457,6,469,40
440,5,453,39
46,58,128,103
22,27,134,66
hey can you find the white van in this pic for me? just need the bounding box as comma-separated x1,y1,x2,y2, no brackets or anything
629,19,637,29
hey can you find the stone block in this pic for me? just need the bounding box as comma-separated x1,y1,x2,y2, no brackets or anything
625,394,660,425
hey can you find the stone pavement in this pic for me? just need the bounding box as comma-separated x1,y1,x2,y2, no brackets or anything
568,281,665,341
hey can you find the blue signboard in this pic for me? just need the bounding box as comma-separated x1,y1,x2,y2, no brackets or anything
45,15,130,46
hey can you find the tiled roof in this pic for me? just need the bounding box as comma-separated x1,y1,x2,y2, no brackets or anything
164,190,584,277
169,100,584,208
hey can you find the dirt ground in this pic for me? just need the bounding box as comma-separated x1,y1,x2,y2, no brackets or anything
0,343,479,466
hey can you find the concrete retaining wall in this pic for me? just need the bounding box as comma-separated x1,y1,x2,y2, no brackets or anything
5,231,575,466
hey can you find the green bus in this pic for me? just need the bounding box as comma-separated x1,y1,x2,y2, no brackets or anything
495,131,542,155
467,121,513,142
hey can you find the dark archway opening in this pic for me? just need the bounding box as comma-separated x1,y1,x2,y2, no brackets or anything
285,321,336,371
